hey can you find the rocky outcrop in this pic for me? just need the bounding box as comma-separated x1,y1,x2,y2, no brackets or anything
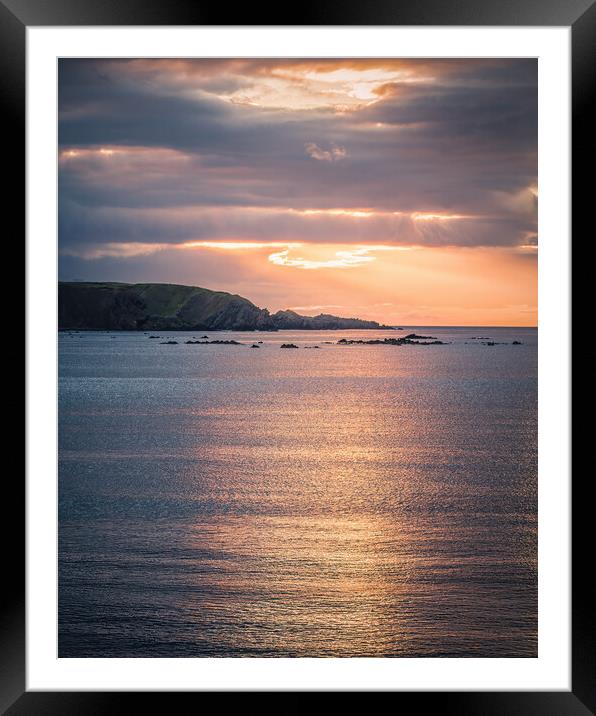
184,339,243,345
58,282,392,331
337,337,447,346
271,309,389,330
58,282,274,331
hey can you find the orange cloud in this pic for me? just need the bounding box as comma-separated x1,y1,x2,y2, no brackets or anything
268,246,378,269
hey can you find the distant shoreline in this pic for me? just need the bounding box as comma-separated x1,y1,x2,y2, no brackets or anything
58,325,538,331
58,281,393,332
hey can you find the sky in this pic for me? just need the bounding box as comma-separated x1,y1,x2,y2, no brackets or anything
58,58,537,326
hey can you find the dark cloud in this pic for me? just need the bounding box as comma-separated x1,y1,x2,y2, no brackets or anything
58,58,537,267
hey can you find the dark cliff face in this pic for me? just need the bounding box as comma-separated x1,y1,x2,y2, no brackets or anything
58,282,390,331
58,282,273,331
196,297,273,331
59,283,148,330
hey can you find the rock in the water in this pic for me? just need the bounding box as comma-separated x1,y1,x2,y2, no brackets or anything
185,339,242,345
280,343,299,349
338,336,446,346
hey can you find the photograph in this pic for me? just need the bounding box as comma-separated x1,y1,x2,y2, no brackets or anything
57,57,539,659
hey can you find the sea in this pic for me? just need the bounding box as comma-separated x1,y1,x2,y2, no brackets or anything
58,327,537,657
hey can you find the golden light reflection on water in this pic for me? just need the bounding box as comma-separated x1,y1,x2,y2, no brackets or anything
172,346,536,657
183,514,407,656
180,508,535,657
59,329,537,657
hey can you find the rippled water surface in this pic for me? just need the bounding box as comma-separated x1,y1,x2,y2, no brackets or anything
59,327,537,657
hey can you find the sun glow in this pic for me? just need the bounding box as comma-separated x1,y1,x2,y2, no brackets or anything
267,245,403,270
215,64,434,111
411,212,475,221
300,208,375,218
297,208,479,222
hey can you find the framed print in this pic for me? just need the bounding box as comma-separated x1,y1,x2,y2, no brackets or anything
10,0,586,710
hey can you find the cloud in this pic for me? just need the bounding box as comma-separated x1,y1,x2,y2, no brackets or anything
60,242,170,259
58,200,536,254
58,58,537,280
268,245,398,270
304,143,347,161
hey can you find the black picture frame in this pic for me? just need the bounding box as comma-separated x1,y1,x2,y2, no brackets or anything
10,0,585,709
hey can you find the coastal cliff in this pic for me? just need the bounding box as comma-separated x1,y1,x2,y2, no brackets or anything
58,282,390,331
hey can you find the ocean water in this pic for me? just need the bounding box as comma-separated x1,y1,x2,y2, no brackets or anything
59,327,537,657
